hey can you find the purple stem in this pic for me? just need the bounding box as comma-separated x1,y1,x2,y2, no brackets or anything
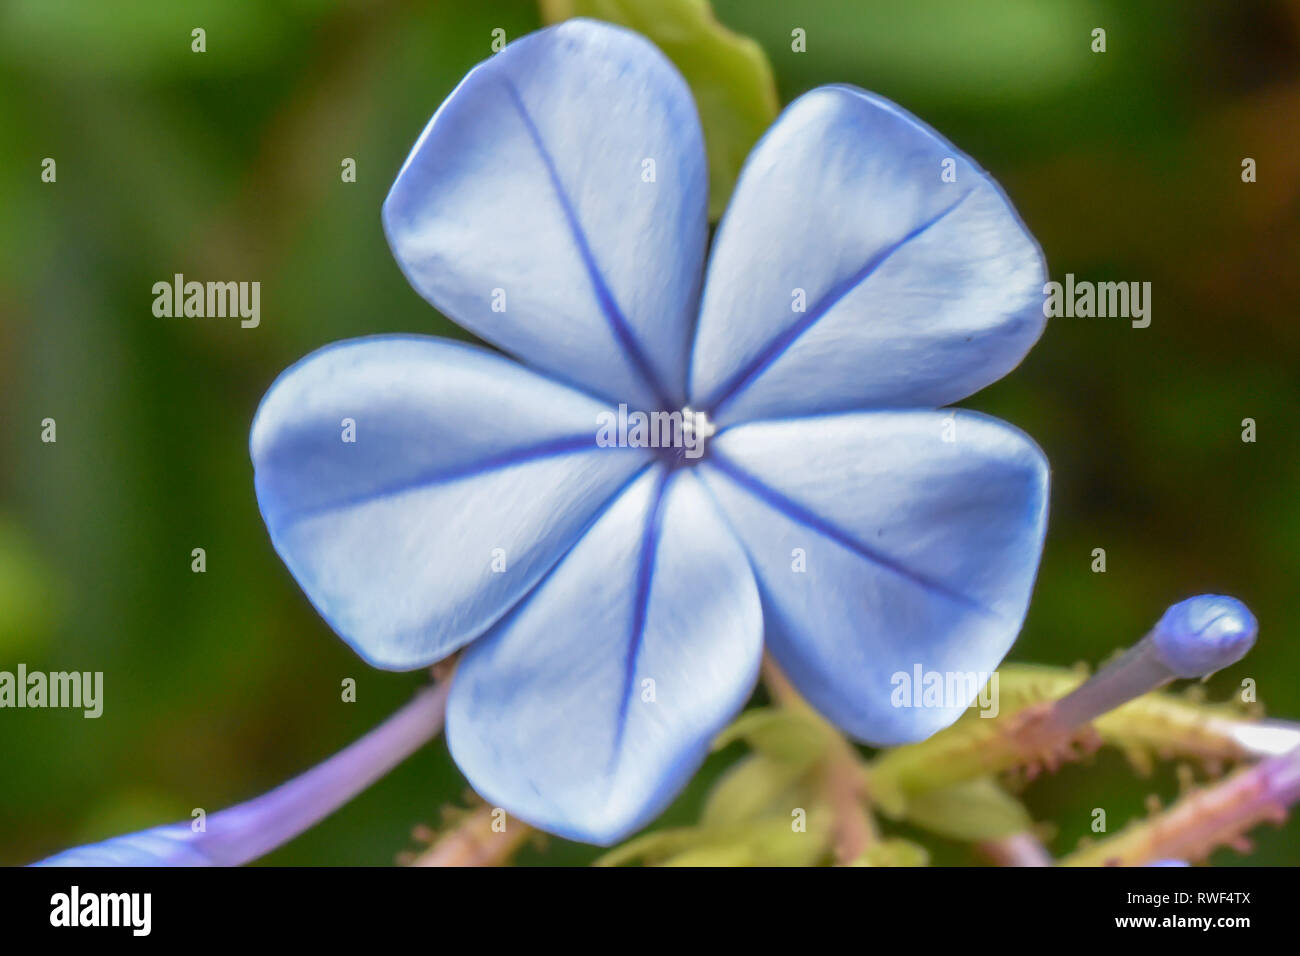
35,681,450,867
1043,637,1174,734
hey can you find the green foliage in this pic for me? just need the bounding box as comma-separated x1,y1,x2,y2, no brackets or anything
712,705,834,766
712,0,1097,105
0,518,59,655
851,838,930,867
900,778,1033,842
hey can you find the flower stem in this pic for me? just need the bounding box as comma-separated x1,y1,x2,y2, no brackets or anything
1061,745,1299,866
411,804,532,866
1000,596,1257,758
195,680,452,864
36,680,452,866
1031,639,1175,738
761,655,877,863
869,664,1268,802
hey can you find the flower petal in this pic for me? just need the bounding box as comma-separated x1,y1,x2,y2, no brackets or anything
689,85,1046,425
700,410,1048,743
447,467,762,845
251,335,648,670
383,19,708,409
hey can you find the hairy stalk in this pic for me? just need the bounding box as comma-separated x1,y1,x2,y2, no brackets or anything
1061,745,1300,866
870,664,1275,802
411,804,532,867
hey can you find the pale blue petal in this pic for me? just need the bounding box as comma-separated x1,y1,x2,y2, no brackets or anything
447,467,762,845
250,335,649,670
690,85,1047,426
700,411,1048,744
383,19,708,409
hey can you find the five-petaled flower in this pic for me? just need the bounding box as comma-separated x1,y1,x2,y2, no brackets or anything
253,19,1050,845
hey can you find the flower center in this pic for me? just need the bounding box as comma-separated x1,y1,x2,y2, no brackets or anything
674,406,716,464
594,405,716,464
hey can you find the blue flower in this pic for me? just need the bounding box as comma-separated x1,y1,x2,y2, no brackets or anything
251,19,1050,845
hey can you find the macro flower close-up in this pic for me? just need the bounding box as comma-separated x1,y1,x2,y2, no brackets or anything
250,18,1049,844
6,1,1300,913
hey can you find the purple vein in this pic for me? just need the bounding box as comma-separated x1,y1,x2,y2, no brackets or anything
707,451,998,619
269,434,607,530
501,79,671,409
706,191,974,417
609,470,671,774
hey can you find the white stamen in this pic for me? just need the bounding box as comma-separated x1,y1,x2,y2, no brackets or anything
681,406,715,459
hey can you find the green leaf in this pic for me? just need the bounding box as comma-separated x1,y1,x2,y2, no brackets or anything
541,0,778,218
850,838,930,867
658,807,833,867
740,808,833,867
701,753,811,826
902,777,1033,842
657,843,758,866
712,706,834,766
593,827,702,866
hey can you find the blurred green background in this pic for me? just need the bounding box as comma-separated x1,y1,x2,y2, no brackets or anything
2,0,1297,865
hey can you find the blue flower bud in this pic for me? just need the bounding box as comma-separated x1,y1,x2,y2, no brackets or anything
1151,595,1257,679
